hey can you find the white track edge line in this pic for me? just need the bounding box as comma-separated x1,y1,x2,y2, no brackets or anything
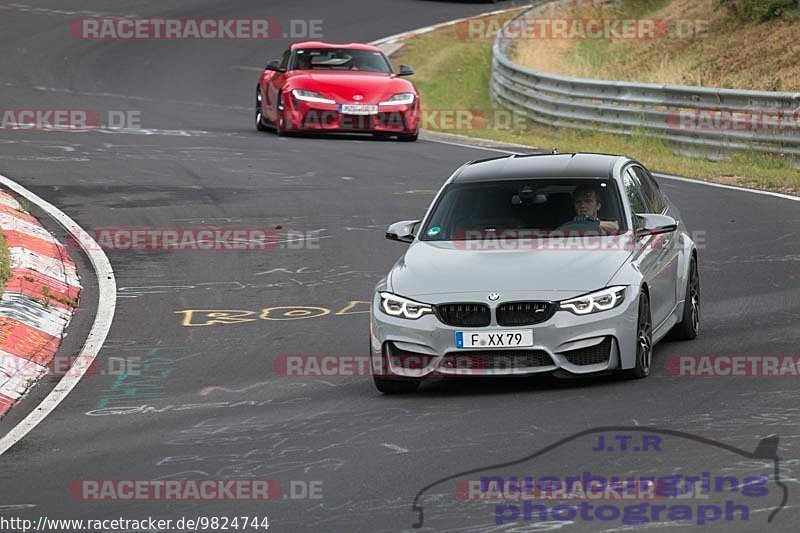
652,172,800,202
424,136,527,155
369,5,525,47
423,137,800,203
0,173,117,456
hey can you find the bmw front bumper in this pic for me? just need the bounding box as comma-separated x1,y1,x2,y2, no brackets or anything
370,289,640,379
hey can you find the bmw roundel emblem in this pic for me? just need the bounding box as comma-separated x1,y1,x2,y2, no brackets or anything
488,292,500,301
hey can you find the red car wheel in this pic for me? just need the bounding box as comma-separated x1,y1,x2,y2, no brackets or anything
275,90,291,137
255,86,269,132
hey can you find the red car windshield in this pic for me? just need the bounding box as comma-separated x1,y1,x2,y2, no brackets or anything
291,48,393,73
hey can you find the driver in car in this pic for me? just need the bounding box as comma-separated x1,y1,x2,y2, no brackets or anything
558,186,619,234
296,53,312,70
351,54,383,71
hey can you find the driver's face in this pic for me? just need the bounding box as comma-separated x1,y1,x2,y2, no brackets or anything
574,192,600,218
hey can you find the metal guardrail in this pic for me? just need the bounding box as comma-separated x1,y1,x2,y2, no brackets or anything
490,7,800,157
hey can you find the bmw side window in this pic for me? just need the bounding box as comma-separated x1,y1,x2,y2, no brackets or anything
633,166,664,213
646,170,668,213
623,168,648,225
421,186,454,240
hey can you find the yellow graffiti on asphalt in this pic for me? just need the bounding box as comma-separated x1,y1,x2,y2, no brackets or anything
177,300,370,327
335,300,368,315
260,306,330,321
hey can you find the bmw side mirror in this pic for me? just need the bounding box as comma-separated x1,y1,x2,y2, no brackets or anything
386,220,420,243
635,214,677,237
397,65,415,76
265,60,284,72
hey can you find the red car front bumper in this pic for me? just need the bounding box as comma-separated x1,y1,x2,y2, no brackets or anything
284,98,419,134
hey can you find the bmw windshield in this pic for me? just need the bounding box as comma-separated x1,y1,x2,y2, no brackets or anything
420,179,627,240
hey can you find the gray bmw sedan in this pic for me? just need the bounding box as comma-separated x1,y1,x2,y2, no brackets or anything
371,153,699,393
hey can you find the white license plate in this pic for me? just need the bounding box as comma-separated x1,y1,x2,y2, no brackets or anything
339,104,378,115
456,330,534,349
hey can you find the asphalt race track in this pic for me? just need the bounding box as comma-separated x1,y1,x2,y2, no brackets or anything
1,1,800,531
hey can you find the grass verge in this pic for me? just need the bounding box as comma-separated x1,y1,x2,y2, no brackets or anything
0,229,11,298
389,10,800,194
514,0,800,91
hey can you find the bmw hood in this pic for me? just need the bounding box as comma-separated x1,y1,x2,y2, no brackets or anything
388,240,633,300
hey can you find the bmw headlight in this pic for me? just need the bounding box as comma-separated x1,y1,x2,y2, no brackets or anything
379,292,433,319
379,93,415,106
291,89,336,104
559,286,627,315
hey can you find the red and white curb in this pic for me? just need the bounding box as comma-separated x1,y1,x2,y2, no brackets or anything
0,190,81,417
0,173,114,456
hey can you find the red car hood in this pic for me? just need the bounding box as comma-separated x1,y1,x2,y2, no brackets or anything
287,72,415,103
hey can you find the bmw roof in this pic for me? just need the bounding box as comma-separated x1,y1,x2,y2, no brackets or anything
452,153,628,183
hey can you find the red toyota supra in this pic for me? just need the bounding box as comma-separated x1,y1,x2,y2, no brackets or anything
255,42,420,141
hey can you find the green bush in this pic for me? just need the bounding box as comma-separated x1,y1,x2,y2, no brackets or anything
715,0,797,21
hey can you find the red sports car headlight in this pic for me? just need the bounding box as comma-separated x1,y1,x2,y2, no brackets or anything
379,93,415,106
292,89,336,105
